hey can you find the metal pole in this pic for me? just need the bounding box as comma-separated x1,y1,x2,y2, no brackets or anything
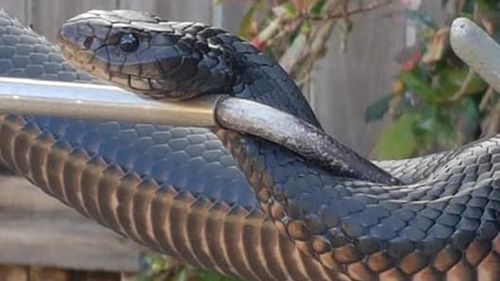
0,77,219,127
450,17,500,93
0,76,399,184
216,98,400,185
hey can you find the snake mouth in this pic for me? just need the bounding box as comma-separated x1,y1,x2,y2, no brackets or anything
57,25,100,76
57,10,237,102
57,27,219,102
56,27,75,61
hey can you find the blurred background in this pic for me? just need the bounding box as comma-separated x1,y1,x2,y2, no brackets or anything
0,0,498,280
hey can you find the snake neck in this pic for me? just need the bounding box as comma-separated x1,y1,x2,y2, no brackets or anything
219,34,368,177
218,37,318,126
214,35,500,277
214,35,372,202
213,38,374,243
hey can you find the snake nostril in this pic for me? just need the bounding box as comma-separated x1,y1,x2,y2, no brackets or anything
83,37,94,49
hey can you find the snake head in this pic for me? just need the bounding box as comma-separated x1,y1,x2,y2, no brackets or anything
57,10,235,100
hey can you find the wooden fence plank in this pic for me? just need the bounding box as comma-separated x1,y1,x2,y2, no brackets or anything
0,265,28,281
120,0,212,23
29,268,70,281
118,0,156,14
310,3,405,156
212,1,248,33
32,267,121,281
155,0,212,23
29,0,119,42
0,0,27,24
0,176,144,272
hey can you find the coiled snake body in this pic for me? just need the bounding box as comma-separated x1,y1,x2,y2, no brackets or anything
0,9,499,281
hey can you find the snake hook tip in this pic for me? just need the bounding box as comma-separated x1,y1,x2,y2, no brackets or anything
450,18,474,39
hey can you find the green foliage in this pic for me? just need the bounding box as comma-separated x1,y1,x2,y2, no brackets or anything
136,254,173,281
372,112,420,159
367,1,500,160
136,253,244,281
372,97,480,159
475,0,500,9
403,9,437,28
364,93,392,122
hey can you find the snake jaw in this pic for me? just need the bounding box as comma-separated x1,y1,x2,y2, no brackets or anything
57,10,237,102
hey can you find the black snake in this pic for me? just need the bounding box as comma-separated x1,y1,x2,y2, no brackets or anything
0,9,498,281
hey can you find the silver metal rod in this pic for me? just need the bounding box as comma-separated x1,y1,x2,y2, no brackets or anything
216,98,400,185
0,77,218,127
450,17,500,92
0,77,398,184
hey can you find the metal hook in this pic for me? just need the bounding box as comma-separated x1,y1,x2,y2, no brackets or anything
0,76,398,184
451,17,500,93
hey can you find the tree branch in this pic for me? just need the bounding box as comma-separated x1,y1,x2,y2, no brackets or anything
302,0,394,21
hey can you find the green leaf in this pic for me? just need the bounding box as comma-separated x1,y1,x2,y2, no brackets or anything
365,93,393,122
173,267,188,281
437,68,487,98
462,73,487,94
372,112,420,160
299,20,312,34
282,1,298,17
400,71,438,102
476,0,500,10
404,9,437,28
310,0,327,15
437,68,465,95
238,0,262,38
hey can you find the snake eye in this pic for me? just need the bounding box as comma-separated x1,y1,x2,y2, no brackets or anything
83,37,93,49
119,33,139,52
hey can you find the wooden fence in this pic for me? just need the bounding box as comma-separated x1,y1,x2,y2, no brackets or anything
0,176,145,279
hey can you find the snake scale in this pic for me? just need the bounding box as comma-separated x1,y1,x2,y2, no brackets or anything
0,8,498,281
